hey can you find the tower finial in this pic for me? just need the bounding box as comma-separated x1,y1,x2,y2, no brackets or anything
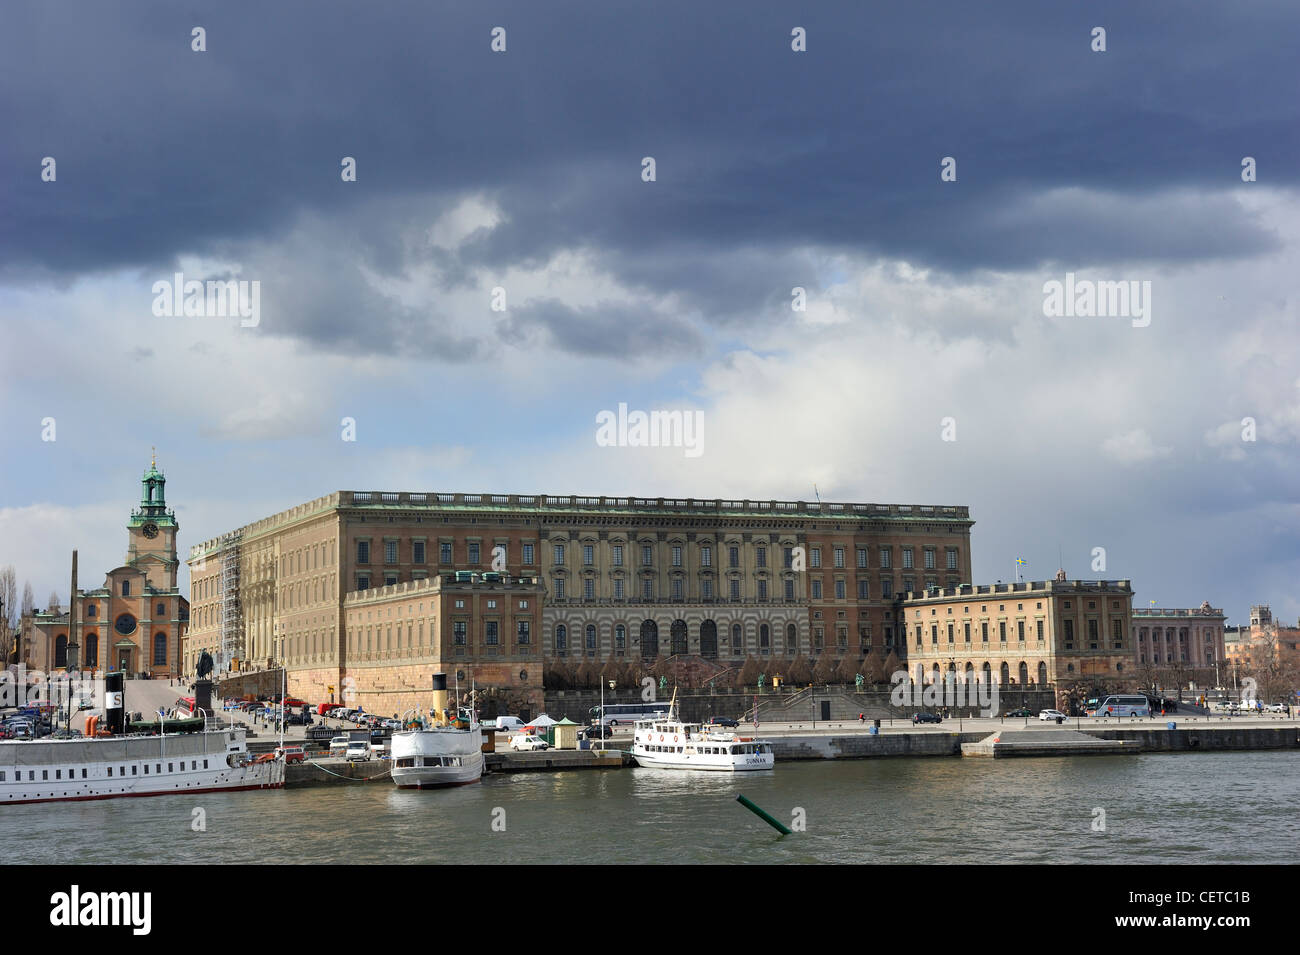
151,446,156,469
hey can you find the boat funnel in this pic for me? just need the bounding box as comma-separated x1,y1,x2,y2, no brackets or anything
104,672,125,735
432,673,448,726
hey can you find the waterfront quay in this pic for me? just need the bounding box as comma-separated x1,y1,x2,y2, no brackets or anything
260,713,1300,788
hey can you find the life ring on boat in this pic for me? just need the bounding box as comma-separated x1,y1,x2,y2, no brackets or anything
659,735,664,742
673,736,679,743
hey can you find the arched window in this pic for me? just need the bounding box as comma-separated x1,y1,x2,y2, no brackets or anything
615,624,626,651
700,620,718,659
154,632,168,666
640,620,658,659
730,623,743,655
1018,661,1029,685
585,624,597,651
965,662,974,681
555,624,567,653
55,635,68,668
85,634,99,667
670,619,688,656
1000,662,1010,684
1037,661,1047,685
786,623,797,653
759,623,770,650
982,661,992,683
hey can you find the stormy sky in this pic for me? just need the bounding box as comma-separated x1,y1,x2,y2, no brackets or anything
1,1,1296,626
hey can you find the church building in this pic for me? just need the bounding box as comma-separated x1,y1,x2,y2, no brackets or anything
23,460,189,677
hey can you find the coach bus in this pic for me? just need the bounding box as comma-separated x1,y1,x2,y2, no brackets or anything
590,701,671,727
1094,694,1150,718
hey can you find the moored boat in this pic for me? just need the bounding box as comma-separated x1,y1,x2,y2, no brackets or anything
632,692,775,772
389,674,484,789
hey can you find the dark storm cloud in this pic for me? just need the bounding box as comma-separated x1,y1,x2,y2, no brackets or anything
1,0,1294,355
497,297,704,358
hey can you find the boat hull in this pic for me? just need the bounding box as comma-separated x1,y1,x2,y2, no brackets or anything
0,730,284,805
389,727,485,788
632,750,775,772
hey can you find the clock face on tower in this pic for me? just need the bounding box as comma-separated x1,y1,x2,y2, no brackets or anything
142,522,159,539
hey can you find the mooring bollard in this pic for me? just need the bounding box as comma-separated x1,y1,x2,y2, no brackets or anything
736,794,792,835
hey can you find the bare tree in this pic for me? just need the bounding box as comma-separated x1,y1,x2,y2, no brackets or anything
0,566,16,634
21,582,34,618
48,590,61,614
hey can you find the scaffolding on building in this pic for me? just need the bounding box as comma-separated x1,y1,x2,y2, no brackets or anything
219,532,244,671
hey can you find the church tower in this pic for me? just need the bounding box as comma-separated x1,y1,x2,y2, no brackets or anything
126,452,180,591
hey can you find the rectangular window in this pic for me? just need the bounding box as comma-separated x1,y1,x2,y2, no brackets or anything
947,623,954,642
757,579,767,600
730,579,740,601
947,549,958,570
614,579,624,599
1088,619,1099,647
931,625,938,645
413,541,426,564
384,540,398,564
468,542,481,564
881,578,892,598
1037,620,1045,641
879,548,891,568
584,578,594,600
783,547,794,569
357,575,370,591
833,547,845,568
811,579,822,599
672,579,683,600
858,579,869,600
553,543,565,565
728,546,739,568
485,621,499,646
857,548,868,568
964,622,971,643
999,622,1007,642
1113,619,1124,648
701,579,712,599
902,549,914,569
522,543,535,565
924,549,935,569
384,573,398,587
517,621,530,645
701,546,712,567
584,544,594,566
642,545,654,566
554,579,566,600
784,579,794,600
672,545,682,567
357,540,370,564
756,547,766,568
453,622,466,646
440,542,452,564
811,548,822,568
612,544,623,566
835,579,845,600
1018,620,1025,641
643,579,654,600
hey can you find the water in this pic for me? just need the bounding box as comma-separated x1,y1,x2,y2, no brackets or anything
8,752,1298,864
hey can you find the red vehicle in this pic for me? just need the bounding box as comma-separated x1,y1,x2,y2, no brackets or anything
283,698,309,708
275,745,307,764
317,702,344,716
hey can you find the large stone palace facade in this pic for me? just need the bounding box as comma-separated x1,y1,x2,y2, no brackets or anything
184,491,974,703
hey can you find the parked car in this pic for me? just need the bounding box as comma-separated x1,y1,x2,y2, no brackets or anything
707,717,740,728
1266,703,1288,714
345,740,372,761
1039,709,1068,722
329,736,349,757
584,724,614,740
510,734,549,752
1005,707,1034,718
275,745,307,764
381,718,402,730
912,712,942,724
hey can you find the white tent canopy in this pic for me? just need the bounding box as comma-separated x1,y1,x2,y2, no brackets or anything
526,714,557,727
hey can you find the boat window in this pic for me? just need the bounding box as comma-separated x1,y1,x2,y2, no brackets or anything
144,765,149,773
107,768,112,777
132,766,138,775
82,769,87,778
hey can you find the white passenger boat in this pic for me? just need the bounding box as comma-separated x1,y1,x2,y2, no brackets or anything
632,694,775,772
390,674,484,789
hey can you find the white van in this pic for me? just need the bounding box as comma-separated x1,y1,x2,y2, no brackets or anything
345,740,372,761
491,716,526,733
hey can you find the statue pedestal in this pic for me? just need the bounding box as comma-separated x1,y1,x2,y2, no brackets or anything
194,679,213,716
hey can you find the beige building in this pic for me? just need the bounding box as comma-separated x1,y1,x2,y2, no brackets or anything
898,574,1135,692
24,462,188,678
1131,602,1226,686
185,491,974,701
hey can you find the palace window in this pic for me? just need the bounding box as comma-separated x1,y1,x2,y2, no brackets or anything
468,543,480,564
357,541,370,564
522,543,535,565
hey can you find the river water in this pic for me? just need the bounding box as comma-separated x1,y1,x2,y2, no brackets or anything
9,752,1298,864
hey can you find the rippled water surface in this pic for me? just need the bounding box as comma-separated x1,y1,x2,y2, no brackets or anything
9,752,1298,864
